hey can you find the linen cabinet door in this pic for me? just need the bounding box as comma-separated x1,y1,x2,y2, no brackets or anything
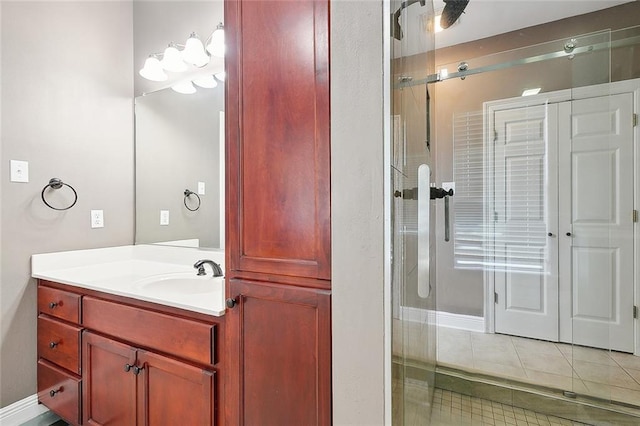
136,350,214,426
225,0,331,281
225,279,332,425
83,332,137,426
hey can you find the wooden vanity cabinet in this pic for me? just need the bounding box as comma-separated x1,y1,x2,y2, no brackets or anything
83,332,214,426
37,281,224,426
225,0,332,424
37,285,83,425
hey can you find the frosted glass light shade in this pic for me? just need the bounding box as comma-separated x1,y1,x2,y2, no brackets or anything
139,56,168,81
206,24,225,57
193,75,218,89
171,80,197,94
182,33,210,67
161,44,187,72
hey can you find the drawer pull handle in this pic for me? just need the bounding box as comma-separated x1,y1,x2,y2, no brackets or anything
226,297,237,308
133,366,144,375
124,363,133,372
49,387,62,397
49,302,59,309
49,341,59,349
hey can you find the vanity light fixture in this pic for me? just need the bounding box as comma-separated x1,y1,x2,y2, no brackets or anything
161,43,188,72
207,23,225,57
193,75,218,89
182,33,210,67
139,55,168,81
171,80,197,95
139,23,225,82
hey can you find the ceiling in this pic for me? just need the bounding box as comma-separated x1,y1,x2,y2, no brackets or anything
434,0,636,48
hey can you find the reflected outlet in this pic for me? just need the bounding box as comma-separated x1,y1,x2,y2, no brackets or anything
91,210,104,228
160,210,170,226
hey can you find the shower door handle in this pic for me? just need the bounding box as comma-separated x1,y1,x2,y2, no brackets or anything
417,164,430,298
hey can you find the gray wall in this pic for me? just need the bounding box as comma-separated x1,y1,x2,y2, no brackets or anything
0,1,134,407
135,87,223,248
331,1,386,424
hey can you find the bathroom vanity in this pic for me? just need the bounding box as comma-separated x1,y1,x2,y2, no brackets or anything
32,245,226,426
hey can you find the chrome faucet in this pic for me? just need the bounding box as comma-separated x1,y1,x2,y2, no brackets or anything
193,259,223,277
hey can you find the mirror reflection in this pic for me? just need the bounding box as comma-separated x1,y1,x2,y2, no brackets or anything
133,1,224,249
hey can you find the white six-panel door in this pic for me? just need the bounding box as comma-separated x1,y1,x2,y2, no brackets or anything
558,93,635,353
492,92,635,352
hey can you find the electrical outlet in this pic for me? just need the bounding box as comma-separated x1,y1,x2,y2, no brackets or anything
160,210,170,226
91,210,104,228
10,160,29,183
198,181,205,195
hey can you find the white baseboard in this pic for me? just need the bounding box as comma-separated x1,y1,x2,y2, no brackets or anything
400,307,485,333
0,394,49,426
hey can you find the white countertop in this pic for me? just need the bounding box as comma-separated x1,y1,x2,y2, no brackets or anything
32,244,226,316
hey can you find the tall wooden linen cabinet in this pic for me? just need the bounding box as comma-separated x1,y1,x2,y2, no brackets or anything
224,0,331,425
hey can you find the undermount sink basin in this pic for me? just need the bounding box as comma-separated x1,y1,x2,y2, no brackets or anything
134,272,221,295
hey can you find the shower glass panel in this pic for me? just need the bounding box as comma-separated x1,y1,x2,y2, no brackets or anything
390,0,437,424
431,27,640,416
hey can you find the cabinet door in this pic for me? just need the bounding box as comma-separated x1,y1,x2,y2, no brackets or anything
226,0,330,281
226,279,331,425
136,349,214,426
83,332,137,426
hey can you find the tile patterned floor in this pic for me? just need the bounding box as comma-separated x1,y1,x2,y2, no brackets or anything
436,327,640,407
430,389,590,426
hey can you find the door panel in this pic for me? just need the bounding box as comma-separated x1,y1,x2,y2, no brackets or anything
559,93,634,352
493,104,559,341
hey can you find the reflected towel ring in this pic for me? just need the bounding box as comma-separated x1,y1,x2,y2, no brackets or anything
184,189,201,211
41,178,78,211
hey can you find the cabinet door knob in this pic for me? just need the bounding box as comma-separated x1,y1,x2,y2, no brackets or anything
548,232,554,237
49,341,59,349
133,365,144,375
49,388,61,397
124,363,133,372
566,232,572,236
49,302,58,309
226,297,237,309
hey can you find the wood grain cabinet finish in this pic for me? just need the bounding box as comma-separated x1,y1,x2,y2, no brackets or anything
226,279,332,425
37,285,83,426
226,0,331,283
83,332,215,426
38,281,223,426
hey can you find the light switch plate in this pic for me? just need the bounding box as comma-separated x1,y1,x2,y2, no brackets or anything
10,160,29,183
160,210,170,226
198,181,205,195
91,210,104,228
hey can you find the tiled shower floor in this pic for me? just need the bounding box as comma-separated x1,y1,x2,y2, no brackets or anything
437,327,640,407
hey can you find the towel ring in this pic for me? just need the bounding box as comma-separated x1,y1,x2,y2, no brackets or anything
41,178,78,211
184,189,201,212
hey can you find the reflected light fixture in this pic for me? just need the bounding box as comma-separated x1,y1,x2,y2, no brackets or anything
193,75,218,89
214,71,225,82
434,14,444,33
172,80,197,95
139,55,168,81
161,43,188,72
206,23,225,57
139,24,225,80
182,32,210,67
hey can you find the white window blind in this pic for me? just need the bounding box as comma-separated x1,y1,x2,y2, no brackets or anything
453,106,549,273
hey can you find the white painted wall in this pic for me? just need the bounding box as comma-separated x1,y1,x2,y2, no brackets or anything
331,1,386,424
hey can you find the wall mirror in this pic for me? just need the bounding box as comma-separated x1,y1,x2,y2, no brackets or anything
133,1,224,249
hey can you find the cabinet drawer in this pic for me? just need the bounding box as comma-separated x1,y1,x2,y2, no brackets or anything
83,297,214,365
38,315,82,374
38,359,81,426
38,285,81,323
